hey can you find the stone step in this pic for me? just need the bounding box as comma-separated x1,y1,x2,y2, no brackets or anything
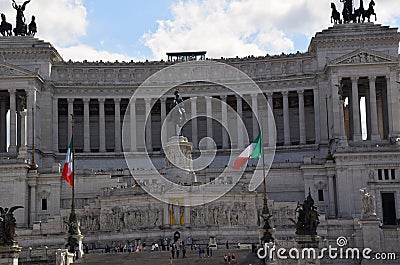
74,249,260,265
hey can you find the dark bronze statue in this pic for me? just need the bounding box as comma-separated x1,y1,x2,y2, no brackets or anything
364,0,376,22
331,0,377,24
0,13,12,36
170,91,187,135
340,0,353,23
12,0,30,36
290,189,320,236
28,15,36,36
0,206,24,245
331,3,342,24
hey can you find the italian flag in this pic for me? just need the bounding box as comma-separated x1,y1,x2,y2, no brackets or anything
233,133,262,170
62,138,73,187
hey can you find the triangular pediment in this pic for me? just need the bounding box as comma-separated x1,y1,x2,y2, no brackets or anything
0,61,38,78
329,49,397,65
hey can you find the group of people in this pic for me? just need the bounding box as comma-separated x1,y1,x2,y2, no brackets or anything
169,242,187,259
223,253,237,264
105,241,144,253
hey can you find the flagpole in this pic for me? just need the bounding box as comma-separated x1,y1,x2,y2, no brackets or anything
71,114,75,213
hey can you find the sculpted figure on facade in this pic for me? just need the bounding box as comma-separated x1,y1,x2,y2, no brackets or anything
360,188,377,219
0,206,23,244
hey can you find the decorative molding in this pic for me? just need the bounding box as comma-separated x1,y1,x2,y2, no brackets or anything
330,49,397,66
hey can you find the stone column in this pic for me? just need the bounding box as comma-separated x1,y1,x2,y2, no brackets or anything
267,93,275,147
98,98,106,152
145,98,153,152
83,98,91,153
332,76,348,147
26,90,35,149
18,109,28,159
387,72,400,138
368,76,380,141
52,97,59,153
351,77,362,141
236,95,244,148
298,90,306,145
205,96,213,149
282,91,291,146
313,88,321,144
221,95,229,149
190,97,198,149
67,98,74,141
161,98,168,144
251,94,259,138
130,99,137,152
29,184,37,225
114,98,121,152
0,97,6,152
328,174,336,218
8,89,17,153
19,110,27,148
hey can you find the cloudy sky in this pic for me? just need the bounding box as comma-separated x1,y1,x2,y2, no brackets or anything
0,0,399,62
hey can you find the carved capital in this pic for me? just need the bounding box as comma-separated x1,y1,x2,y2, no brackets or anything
82,98,90,103
98,98,106,103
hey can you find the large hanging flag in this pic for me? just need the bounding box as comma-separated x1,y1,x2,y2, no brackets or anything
62,138,73,187
233,133,262,170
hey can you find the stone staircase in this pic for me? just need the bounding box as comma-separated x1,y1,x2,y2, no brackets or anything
74,249,260,265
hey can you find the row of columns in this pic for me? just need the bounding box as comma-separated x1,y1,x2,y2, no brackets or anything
55,90,317,153
334,76,383,143
0,89,35,154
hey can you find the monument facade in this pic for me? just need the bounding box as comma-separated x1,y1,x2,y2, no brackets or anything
0,20,399,257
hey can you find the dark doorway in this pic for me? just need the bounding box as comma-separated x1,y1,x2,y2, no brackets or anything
381,193,397,225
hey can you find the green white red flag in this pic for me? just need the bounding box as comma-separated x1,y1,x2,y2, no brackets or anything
62,138,73,187
233,132,262,170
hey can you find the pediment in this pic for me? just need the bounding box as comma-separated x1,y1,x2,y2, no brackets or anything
329,49,397,66
0,62,37,78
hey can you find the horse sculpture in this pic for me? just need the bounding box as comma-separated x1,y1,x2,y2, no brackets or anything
354,0,365,23
364,0,377,22
331,3,342,24
0,13,12,36
28,15,36,36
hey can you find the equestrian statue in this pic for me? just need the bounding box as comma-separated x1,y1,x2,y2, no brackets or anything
330,0,377,24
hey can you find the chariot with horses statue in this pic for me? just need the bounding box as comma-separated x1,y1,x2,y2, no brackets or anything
0,0,37,37
331,0,377,25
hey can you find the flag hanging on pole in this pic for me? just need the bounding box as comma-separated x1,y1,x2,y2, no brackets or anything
233,132,262,170
62,138,73,187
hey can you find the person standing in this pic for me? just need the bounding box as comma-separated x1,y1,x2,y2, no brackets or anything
226,240,229,249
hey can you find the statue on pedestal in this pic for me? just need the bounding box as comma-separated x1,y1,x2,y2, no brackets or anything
360,188,376,219
290,189,320,237
170,91,186,136
12,0,31,36
0,206,24,245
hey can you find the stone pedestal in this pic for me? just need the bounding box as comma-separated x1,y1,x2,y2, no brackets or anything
358,218,381,251
295,236,321,265
56,249,75,265
64,233,84,259
0,243,21,265
164,135,195,185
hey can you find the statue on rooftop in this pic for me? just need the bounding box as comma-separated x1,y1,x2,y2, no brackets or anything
0,206,24,245
12,0,30,36
0,14,12,36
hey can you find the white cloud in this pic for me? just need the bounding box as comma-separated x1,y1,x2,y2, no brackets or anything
143,0,400,60
57,45,133,62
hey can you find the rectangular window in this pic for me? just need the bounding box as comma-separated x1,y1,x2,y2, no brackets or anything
41,198,48,211
318,190,324,202
384,169,389,180
378,169,382,180
391,169,396,180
